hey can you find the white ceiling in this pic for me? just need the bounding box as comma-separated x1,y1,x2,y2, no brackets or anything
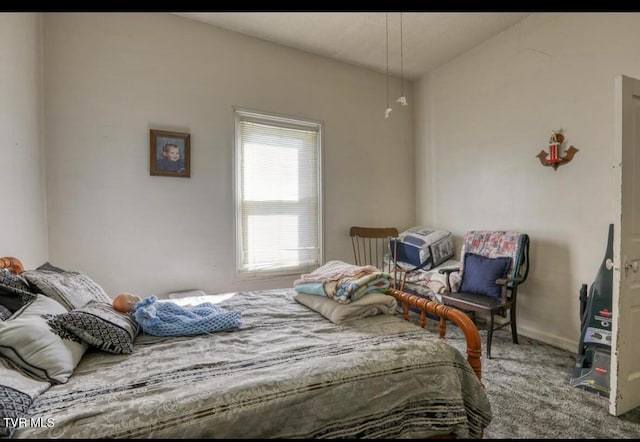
175,12,530,80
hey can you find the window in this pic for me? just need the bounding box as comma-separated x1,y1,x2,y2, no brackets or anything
234,108,323,277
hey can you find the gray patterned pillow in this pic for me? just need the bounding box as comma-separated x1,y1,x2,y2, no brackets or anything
0,359,50,438
22,270,111,311
36,261,67,273
0,305,11,321
0,269,33,296
0,294,88,383
56,301,140,354
0,385,31,438
0,291,36,314
0,269,37,313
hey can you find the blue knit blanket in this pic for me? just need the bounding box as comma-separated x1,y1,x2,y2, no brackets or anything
133,296,242,337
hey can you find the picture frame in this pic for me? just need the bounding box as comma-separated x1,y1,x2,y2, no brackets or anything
150,129,190,177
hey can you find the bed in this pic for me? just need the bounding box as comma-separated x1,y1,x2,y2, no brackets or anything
0,256,491,439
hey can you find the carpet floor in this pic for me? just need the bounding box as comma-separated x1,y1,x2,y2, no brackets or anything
417,317,640,439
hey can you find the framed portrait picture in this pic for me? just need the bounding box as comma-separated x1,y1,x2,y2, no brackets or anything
150,129,190,177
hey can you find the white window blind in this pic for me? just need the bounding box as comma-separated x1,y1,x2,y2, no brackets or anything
235,109,322,276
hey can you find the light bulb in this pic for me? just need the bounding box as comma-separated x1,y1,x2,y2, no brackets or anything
385,107,393,119
396,95,408,106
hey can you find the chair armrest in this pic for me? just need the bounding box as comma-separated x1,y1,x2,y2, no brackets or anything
438,267,460,292
495,276,524,286
496,276,525,305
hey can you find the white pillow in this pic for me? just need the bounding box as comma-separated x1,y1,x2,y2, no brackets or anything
0,294,87,383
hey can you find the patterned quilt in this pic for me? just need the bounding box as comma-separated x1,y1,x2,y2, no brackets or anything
13,289,491,439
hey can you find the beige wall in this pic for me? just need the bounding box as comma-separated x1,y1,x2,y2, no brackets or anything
42,13,415,297
0,13,48,268
415,12,640,351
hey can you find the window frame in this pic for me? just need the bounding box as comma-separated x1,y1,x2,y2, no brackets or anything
233,107,324,280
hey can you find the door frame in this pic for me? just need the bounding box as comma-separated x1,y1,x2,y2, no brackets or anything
610,74,640,416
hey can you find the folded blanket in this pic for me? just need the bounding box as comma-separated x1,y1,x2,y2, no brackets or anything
294,276,390,303
133,296,241,336
294,292,398,324
293,260,380,285
294,260,390,304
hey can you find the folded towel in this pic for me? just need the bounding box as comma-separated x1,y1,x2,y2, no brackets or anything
294,292,397,324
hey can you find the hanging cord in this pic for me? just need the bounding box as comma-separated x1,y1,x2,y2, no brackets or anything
384,12,392,119
397,12,408,106
399,13,403,98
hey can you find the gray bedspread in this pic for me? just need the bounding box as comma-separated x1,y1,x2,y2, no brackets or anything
14,289,491,439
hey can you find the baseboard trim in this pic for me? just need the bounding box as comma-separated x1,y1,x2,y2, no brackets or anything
518,325,577,353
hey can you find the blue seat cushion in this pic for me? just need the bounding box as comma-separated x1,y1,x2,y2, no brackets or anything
459,252,511,300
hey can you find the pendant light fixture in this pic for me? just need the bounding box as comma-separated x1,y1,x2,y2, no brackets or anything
384,12,408,119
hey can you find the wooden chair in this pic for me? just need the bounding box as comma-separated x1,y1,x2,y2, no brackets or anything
439,231,530,359
349,226,405,288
